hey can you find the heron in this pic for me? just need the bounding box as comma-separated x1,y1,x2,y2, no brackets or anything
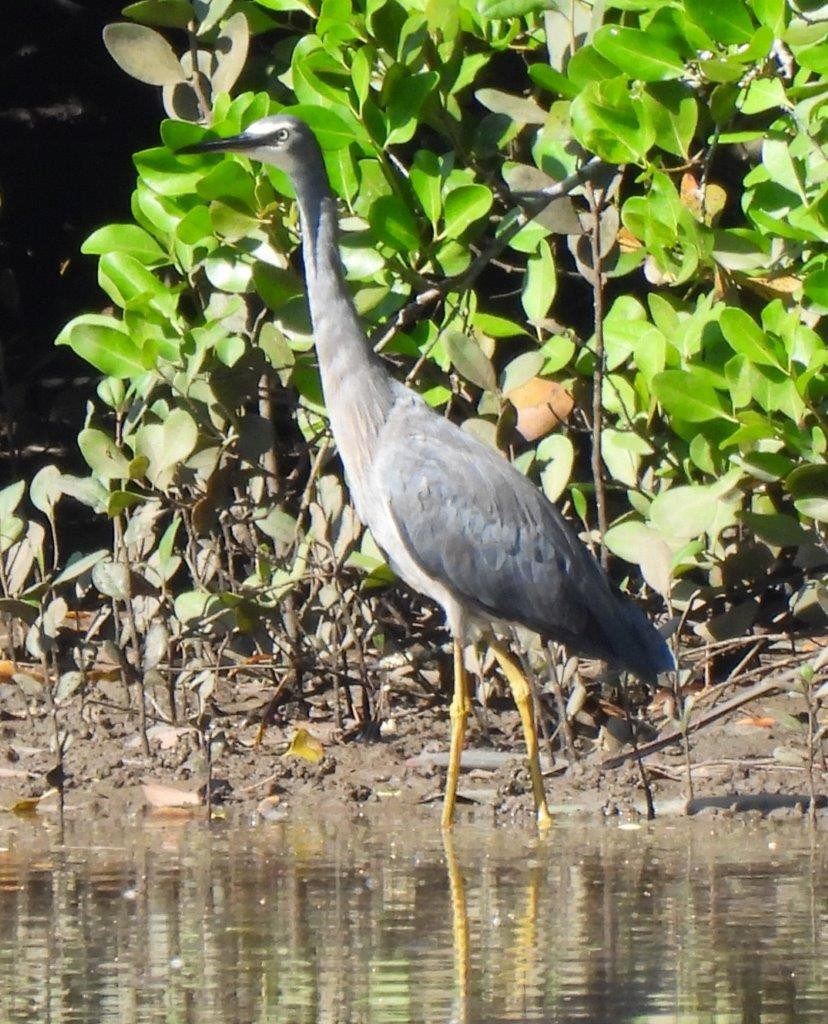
180,115,675,828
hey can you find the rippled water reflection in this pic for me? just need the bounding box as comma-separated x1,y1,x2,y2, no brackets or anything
0,815,825,1023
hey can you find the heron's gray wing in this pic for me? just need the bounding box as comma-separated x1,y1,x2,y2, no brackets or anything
373,400,606,639
372,395,673,680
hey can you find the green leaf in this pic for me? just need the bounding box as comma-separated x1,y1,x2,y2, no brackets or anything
442,185,493,238
601,429,652,488
107,490,147,516
684,0,755,45
477,0,554,18
134,409,199,486
98,252,179,316
30,466,62,517
103,22,184,85
78,429,132,481
55,314,148,379
593,27,684,82
473,312,528,338
52,549,108,586
521,239,556,322
741,511,810,546
803,269,828,308
785,463,828,500
82,224,166,262
571,77,655,164
291,36,350,107
369,195,420,252
501,351,544,393
122,1,193,28
475,88,547,124
539,435,574,502
92,559,131,600
528,63,580,100
652,369,734,422
444,331,497,392
794,497,828,523
0,481,25,521
720,307,782,369
386,71,439,145
410,151,443,226
603,519,675,596
642,81,698,158
566,45,619,89
649,482,736,540
204,253,253,292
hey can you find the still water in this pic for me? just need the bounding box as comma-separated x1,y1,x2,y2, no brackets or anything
0,813,824,1023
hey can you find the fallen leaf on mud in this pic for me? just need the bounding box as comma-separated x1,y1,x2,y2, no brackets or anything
256,794,287,821
146,724,194,750
284,727,324,764
7,790,57,815
141,782,201,809
0,661,44,684
734,715,776,729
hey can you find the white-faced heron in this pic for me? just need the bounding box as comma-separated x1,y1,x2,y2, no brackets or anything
180,115,675,828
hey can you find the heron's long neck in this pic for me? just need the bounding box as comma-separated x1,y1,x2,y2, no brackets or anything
293,174,387,385
292,166,397,513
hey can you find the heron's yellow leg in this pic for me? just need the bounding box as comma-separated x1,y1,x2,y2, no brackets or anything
442,639,471,828
489,641,553,831
442,830,470,1012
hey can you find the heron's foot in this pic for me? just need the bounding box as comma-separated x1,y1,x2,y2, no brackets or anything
489,640,553,831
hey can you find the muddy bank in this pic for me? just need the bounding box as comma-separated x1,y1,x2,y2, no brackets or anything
2,652,825,828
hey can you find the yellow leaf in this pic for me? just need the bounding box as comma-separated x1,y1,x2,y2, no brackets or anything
9,792,55,816
284,727,324,764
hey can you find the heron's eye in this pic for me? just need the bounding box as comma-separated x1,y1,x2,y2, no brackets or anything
275,127,290,142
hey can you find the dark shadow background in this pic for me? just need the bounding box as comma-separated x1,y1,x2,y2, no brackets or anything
1,0,160,482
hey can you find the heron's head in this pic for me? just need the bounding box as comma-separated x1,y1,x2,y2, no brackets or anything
178,114,321,177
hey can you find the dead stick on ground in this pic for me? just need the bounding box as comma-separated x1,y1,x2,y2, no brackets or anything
601,673,800,770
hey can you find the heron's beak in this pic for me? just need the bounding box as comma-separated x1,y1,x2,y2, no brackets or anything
177,130,259,156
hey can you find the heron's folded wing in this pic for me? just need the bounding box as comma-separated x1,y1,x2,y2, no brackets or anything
373,402,606,639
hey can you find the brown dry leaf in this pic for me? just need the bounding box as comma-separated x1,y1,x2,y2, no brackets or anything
680,172,703,218
284,727,324,764
742,274,802,300
141,782,201,809
244,653,278,665
507,377,574,441
64,609,102,632
617,227,642,253
86,664,122,683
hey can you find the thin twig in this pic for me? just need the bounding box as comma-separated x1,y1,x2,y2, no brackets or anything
585,182,608,566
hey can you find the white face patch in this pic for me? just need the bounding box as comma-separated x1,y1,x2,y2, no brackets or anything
244,118,284,137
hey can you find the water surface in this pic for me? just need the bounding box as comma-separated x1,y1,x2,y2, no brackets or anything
0,813,824,1023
